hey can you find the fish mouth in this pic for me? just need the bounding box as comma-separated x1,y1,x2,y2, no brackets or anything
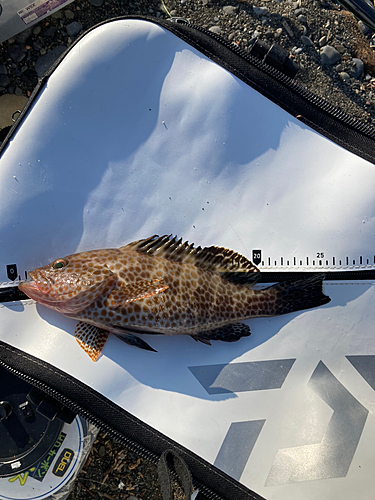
19,271,52,296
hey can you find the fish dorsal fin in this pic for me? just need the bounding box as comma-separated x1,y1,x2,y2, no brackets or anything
123,235,260,285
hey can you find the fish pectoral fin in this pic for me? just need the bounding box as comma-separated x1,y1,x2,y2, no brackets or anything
108,279,168,309
191,323,251,344
74,322,109,362
114,333,157,352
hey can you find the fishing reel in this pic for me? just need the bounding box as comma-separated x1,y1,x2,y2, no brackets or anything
0,366,94,500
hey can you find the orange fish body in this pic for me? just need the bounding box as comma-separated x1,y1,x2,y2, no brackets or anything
19,235,330,361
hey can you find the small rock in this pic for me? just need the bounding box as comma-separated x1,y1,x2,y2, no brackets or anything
8,45,26,63
35,45,67,77
52,11,63,19
298,15,307,24
301,35,313,46
348,58,364,79
127,497,139,500
223,5,237,15
87,0,104,5
15,87,22,96
319,35,327,47
281,19,294,37
294,47,303,54
64,10,75,19
253,6,268,16
358,20,371,35
33,26,41,35
66,22,83,37
209,26,222,34
274,27,283,38
40,48,47,55
339,72,350,84
294,7,306,15
42,26,58,38
0,74,10,87
21,68,38,86
16,27,32,43
0,65,8,75
228,32,235,41
334,44,346,54
320,45,341,65
33,40,43,51
213,16,219,21
334,63,343,72
253,30,261,37
98,445,106,457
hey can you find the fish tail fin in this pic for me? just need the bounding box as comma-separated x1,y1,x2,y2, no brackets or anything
263,274,330,315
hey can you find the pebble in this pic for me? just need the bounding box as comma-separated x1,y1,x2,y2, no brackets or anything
16,28,33,43
66,21,83,37
339,72,350,84
297,15,307,24
253,6,268,16
15,87,22,96
358,20,371,36
8,45,27,63
33,26,42,35
64,10,75,19
0,74,10,87
209,26,222,33
35,45,67,77
33,40,43,51
319,35,327,47
348,58,364,79
127,497,139,500
52,11,63,19
223,5,237,15
334,44,346,54
294,7,306,15
42,26,58,38
274,28,283,38
99,445,106,457
301,35,313,46
320,45,341,65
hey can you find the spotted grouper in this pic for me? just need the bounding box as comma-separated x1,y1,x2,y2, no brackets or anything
19,234,330,361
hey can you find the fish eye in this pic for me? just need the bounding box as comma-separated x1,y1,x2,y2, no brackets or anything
52,258,69,270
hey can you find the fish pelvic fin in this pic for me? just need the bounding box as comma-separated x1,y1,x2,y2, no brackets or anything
74,322,109,361
114,332,157,352
191,323,251,344
264,274,330,315
107,279,168,309
123,234,260,285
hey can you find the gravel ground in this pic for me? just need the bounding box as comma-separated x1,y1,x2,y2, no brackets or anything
1,0,375,499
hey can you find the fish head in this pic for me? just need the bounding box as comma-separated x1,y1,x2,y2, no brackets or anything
19,252,117,314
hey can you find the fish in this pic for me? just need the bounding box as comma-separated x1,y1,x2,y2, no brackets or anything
19,234,330,361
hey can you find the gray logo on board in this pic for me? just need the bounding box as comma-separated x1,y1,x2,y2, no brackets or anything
190,357,374,484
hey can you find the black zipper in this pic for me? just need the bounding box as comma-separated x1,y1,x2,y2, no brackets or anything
168,18,375,140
